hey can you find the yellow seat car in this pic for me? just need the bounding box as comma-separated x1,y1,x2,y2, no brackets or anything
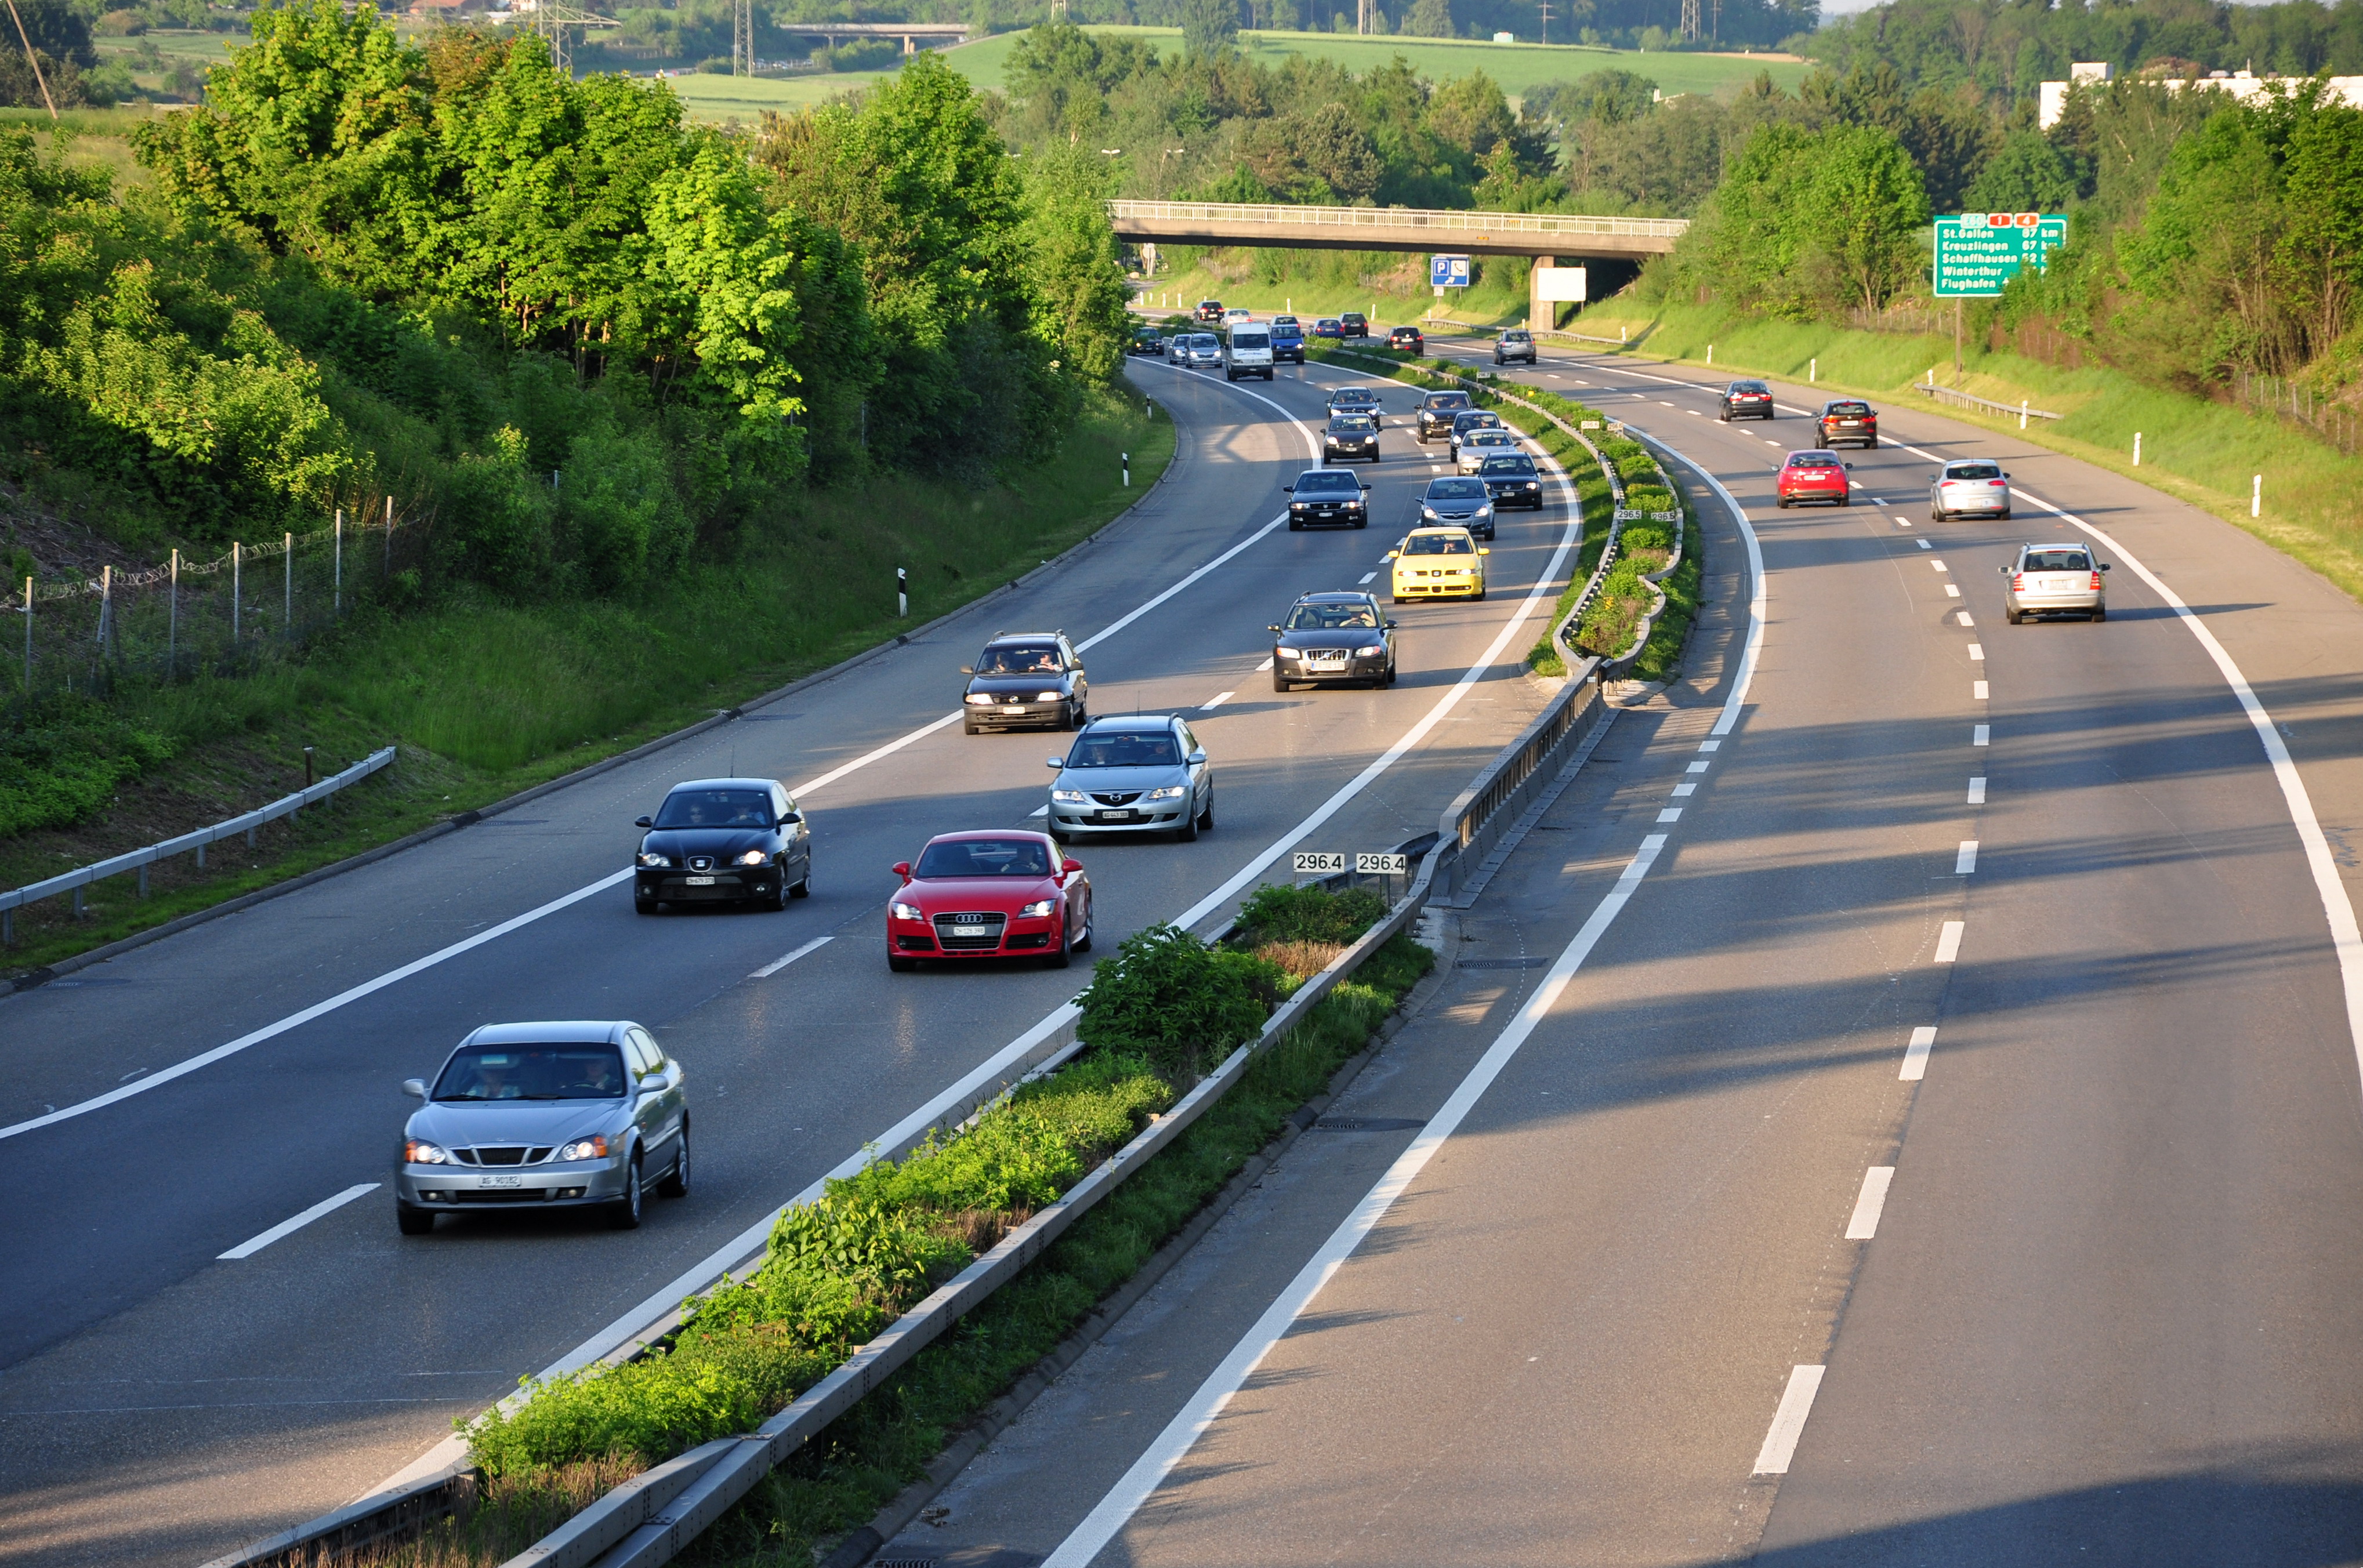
1386,527,1489,602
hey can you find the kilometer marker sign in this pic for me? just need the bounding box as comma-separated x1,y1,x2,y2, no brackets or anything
1934,212,2068,299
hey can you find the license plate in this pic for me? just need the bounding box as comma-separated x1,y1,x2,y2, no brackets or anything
951,923,991,937
1099,810,1136,822
1307,659,1348,672
683,874,716,886
1003,705,1027,714
483,1175,523,1189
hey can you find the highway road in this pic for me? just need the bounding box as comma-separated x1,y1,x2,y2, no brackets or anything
873,337,2363,1566
0,355,1587,1567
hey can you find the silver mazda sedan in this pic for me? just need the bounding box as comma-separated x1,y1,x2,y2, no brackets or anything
1046,714,1213,843
395,1021,687,1235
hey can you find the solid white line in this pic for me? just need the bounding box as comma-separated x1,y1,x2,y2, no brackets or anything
1901,1025,1936,1081
1967,777,1986,805
1753,1365,1827,1475
1967,644,1985,661
1955,841,1978,874
1201,691,1234,711
1041,835,1673,1568
751,935,832,979
218,1184,379,1260
1844,1166,1896,1240
1958,611,1976,627
1934,921,1965,963
1657,807,1683,822
0,870,633,1142
789,712,966,797
1973,724,1990,745
1974,681,1989,700
1672,782,1697,797
1631,443,1763,740
1256,656,1275,672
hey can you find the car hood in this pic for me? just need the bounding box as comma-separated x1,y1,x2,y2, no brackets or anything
1277,627,1385,649
1056,764,1186,794
406,1099,623,1148
640,826,775,859
1424,498,1491,515
967,674,1068,695
907,875,1065,909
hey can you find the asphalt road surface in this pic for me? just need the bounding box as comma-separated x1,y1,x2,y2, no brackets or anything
0,355,1586,1567
874,337,2363,1568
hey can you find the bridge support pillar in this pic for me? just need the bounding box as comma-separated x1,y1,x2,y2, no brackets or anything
1530,258,1588,333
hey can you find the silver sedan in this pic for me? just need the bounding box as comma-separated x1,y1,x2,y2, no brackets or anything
1046,713,1213,843
395,1021,688,1234
2002,542,2109,623
1931,459,2014,520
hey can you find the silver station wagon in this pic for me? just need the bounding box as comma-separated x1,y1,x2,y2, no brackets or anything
396,1021,688,1234
2002,542,2109,623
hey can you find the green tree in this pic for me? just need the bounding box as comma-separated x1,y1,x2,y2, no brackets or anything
1180,0,1241,59
1021,144,1133,386
1401,0,1455,38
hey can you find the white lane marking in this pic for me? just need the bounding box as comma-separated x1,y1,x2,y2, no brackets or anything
1658,400,1677,406
1657,807,1683,822
1844,1167,1897,1240
0,870,633,1143
218,1184,379,1260
1764,439,1782,447
789,711,966,797
1957,611,1976,627
1967,644,1985,661
1042,835,1674,1568
1698,739,1721,752
1686,408,1701,415
1359,572,1377,584
1672,782,1697,797
1935,921,1965,963
1974,680,1989,700
1967,778,1987,805
1686,760,1710,773
752,935,833,979
1917,539,1933,550
1753,1365,1828,1475
1973,724,1990,745
1201,691,1235,711
1945,585,1961,598
1956,841,1979,873
1930,560,1948,572
1901,1025,1936,1081
1896,519,1913,529
1256,656,1275,672
1028,805,1049,817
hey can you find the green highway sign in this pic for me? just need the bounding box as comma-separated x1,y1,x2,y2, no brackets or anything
1934,213,2068,298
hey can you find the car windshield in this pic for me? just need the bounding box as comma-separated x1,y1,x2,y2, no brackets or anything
1065,731,1182,768
1427,479,1486,501
1332,415,1376,431
654,789,773,828
1193,334,1219,347
1455,413,1500,430
1949,463,2003,480
1233,332,1269,348
974,644,1060,674
1342,314,1365,323
2024,550,2090,571
1467,431,1513,446
1481,455,1537,474
915,837,1053,877
1286,601,1380,630
1404,533,1474,556
1425,393,1472,410
434,1044,628,1101
1296,471,1359,494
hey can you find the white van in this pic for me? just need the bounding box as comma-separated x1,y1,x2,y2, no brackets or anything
1224,326,1275,382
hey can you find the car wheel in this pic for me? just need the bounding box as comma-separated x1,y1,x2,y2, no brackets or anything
2091,607,2106,623
1197,791,1214,830
1288,518,1303,531
762,876,788,912
608,1153,644,1230
1352,517,1367,529
1047,919,1074,968
1474,587,1486,601
658,1124,691,1198
963,718,981,735
397,1200,434,1236
636,896,659,915
1868,438,1880,449
1074,902,1093,951
1999,509,2012,520
1776,497,1789,509
1273,671,1290,692
2005,608,2022,625
1177,803,1199,842
789,861,811,898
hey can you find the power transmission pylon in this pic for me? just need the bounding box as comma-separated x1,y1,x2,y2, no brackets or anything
529,0,617,78
732,0,752,76
1679,0,1700,41
1358,0,1372,33
1538,0,1552,43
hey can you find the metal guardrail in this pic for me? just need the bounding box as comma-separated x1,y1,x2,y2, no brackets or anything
1,747,397,944
1912,381,2061,423
1107,200,1690,244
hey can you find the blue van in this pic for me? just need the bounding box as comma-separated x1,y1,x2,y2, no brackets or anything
1269,315,1306,364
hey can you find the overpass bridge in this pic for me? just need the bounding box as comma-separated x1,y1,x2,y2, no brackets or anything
1105,199,1688,328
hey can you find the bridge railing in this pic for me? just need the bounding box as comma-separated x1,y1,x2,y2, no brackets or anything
1107,200,1690,242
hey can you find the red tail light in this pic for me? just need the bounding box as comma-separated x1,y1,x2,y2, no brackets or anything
2090,571,2103,590
2012,573,2025,591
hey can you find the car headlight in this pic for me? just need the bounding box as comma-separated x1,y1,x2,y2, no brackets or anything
1144,785,1187,800
1019,899,1057,918
734,849,768,866
1050,789,1088,804
1278,647,1302,659
1358,643,1387,657
1035,691,1063,701
964,692,995,705
1476,503,1494,516
557,1135,609,1162
1524,481,1538,489
1420,506,1438,520
637,853,672,868
405,1139,449,1165
891,901,924,921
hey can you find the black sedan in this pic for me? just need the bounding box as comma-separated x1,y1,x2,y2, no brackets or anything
1718,379,1774,420
962,632,1088,733
1478,451,1546,508
1128,327,1164,355
1285,469,1371,529
635,778,810,913
1388,325,1424,353
1322,412,1381,463
1339,311,1369,338
1327,387,1385,416
1270,591,1397,691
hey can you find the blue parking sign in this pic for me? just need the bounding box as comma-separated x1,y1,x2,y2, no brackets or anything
1430,254,1472,288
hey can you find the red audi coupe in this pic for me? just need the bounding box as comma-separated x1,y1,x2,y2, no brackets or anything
887,831,1092,971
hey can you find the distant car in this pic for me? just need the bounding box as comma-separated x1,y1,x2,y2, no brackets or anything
1931,458,2013,520
1447,408,1503,456
1719,379,1774,420
961,631,1088,734
2003,542,2108,623
396,1021,688,1233
1494,328,1536,365
633,778,810,913
1223,306,1255,325
1388,325,1425,353
1477,451,1545,509
1386,526,1488,602
1313,317,1344,339
1128,326,1164,356
888,831,1091,971
1176,332,1222,369
1270,591,1397,689
1285,467,1371,529
1775,449,1852,507
1224,324,1275,381
1416,389,1473,442
1816,398,1879,448
1270,316,1306,363
1327,387,1383,417
1324,412,1382,463
1045,713,1213,843
1339,311,1369,338
1196,298,1225,322
1416,474,1496,539
1456,427,1518,474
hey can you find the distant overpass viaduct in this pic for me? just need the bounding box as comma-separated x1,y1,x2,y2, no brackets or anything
1105,199,1691,328
774,20,969,51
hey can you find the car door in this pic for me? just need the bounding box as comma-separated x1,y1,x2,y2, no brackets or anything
1059,636,1086,710
1177,719,1209,815
624,1030,674,1160
774,784,810,884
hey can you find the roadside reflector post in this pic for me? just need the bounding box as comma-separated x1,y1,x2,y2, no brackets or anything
1122,452,1130,487
1707,344,1713,365
2253,474,2263,517
2133,432,2141,466
1810,357,1817,383
897,566,908,618
2020,399,2028,429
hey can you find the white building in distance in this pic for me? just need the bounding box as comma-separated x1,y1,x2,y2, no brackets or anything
2041,60,2363,128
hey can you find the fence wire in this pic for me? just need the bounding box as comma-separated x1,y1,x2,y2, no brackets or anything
2234,368,2361,456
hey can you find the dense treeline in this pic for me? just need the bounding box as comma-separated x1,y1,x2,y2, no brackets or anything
0,0,1130,600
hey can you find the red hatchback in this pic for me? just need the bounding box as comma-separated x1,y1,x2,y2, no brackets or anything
887,832,1092,971
1776,450,1853,508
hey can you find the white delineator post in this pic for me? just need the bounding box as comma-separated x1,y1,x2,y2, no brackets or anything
1122,451,1130,487
2133,432,2141,466
1810,357,1817,383
2253,475,2263,517
897,565,908,618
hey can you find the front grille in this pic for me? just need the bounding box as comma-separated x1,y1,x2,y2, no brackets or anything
933,912,1007,951
451,1189,552,1204
687,855,715,872
1092,791,1142,807
463,1146,554,1166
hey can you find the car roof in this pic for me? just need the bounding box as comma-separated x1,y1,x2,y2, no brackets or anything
1823,399,1871,409
1296,590,1378,604
665,776,781,793
1407,525,1475,537
1943,459,2000,471
1081,713,1181,732
2018,540,2089,552
926,827,1057,843
1728,379,1768,387
1481,453,1536,467
1296,466,1360,478
463,1020,630,1046
984,631,1061,644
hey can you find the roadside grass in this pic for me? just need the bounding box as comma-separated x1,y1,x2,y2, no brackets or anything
1563,299,2363,604
0,392,1170,975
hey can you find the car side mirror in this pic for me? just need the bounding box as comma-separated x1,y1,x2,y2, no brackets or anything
635,815,653,829
1061,857,1084,876
1361,485,1372,493
1046,756,1064,769
402,1078,427,1100
1384,551,1398,560
2101,563,2111,571
778,812,800,826
1267,624,1283,633
637,1073,667,1095
1478,547,1490,555
1282,484,1295,493
1385,619,1400,629
1188,750,1208,765
960,665,974,675
893,861,912,880
1843,462,1854,470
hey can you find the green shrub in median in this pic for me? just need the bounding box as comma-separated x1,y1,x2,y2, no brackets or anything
1075,923,1286,1079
